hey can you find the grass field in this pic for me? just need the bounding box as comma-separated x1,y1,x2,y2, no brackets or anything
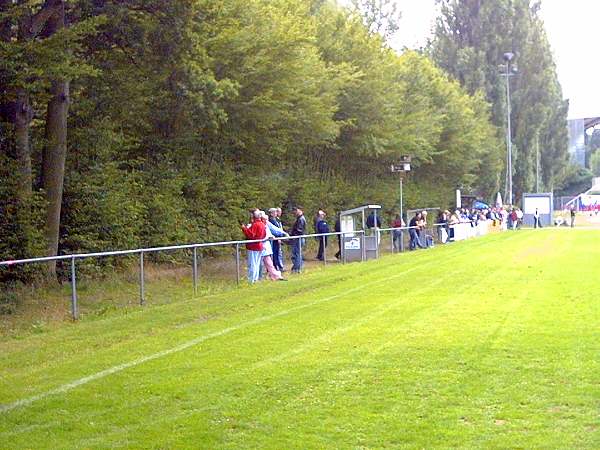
1,229,599,449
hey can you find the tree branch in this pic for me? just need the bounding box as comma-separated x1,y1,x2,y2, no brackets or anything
27,0,62,38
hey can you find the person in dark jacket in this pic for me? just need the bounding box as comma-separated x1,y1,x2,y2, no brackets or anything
315,210,330,261
366,211,382,228
334,216,341,260
290,206,307,273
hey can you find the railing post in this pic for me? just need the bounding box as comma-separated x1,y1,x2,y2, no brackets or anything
139,251,145,306
299,237,303,272
361,232,366,262
70,256,79,321
391,230,395,254
400,229,405,252
321,235,327,265
342,233,347,264
235,244,241,286
192,247,198,296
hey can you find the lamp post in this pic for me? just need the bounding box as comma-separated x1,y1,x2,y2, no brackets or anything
500,52,517,205
390,155,411,223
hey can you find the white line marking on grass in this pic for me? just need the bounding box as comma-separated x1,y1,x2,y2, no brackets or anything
1,265,423,414
2,238,497,415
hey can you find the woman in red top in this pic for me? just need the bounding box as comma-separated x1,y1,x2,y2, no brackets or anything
241,210,266,283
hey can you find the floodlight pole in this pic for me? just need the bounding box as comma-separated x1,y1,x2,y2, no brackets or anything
391,156,411,224
501,52,515,206
399,176,404,224
535,133,540,193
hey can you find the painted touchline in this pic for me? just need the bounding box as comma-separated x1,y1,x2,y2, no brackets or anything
0,237,498,414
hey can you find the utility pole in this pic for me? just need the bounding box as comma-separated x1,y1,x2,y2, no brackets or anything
390,156,411,224
500,52,517,205
536,134,540,193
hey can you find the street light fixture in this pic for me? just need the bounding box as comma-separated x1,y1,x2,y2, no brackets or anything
500,52,517,205
390,155,411,223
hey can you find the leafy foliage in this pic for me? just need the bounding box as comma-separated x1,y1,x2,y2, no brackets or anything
0,0,560,279
430,0,569,199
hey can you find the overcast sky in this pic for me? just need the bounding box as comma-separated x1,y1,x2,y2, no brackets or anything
343,0,599,119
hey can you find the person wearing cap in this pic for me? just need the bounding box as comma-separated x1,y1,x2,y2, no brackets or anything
268,208,285,271
240,209,266,283
290,206,307,273
315,210,330,261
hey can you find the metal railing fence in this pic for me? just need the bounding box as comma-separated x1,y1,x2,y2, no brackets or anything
1,231,361,320
0,220,498,321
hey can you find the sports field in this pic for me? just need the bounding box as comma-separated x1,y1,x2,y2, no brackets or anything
1,229,599,449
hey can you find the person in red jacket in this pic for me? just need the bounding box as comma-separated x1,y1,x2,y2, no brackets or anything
241,209,266,283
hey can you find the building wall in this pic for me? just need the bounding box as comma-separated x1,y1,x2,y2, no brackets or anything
568,119,586,166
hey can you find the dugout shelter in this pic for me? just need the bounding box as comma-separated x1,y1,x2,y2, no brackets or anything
522,193,553,227
339,205,381,262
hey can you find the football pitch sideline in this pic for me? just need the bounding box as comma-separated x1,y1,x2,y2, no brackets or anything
1,230,599,449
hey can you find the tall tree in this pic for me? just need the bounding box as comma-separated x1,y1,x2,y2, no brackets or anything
350,0,401,42
41,0,69,276
430,0,569,201
0,0,98,276
1,0,63,201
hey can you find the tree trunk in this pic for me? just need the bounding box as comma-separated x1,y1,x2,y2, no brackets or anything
42,80,70,277
0,0,10,41
2,1,33,199
14,89,33,201
41,0,68,277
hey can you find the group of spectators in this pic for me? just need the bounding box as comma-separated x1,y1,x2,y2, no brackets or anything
240,206,335,283
435,206,521,240
241,202,552,283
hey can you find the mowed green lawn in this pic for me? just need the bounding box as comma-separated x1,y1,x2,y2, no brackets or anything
1,230,599,449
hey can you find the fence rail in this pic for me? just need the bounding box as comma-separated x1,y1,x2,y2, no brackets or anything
0,220,500,320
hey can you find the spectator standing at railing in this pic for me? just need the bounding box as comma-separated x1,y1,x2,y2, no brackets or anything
509,208,518,230
260,212,287,281
500,208,509,229
367,210,382,246
268,208,285,271
315,210,330,261
409,212,425,250
419,210,432,248
437,210,449,243
290,206,307,273
469,209,479,227
391,214,405,251
419,210,433,248
366,210,382,229
516,208,524,228
277,207,286,266
334,215,342,260
313,209,325,235
241,209,266,283
448,210,460,241
533,208,542,228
